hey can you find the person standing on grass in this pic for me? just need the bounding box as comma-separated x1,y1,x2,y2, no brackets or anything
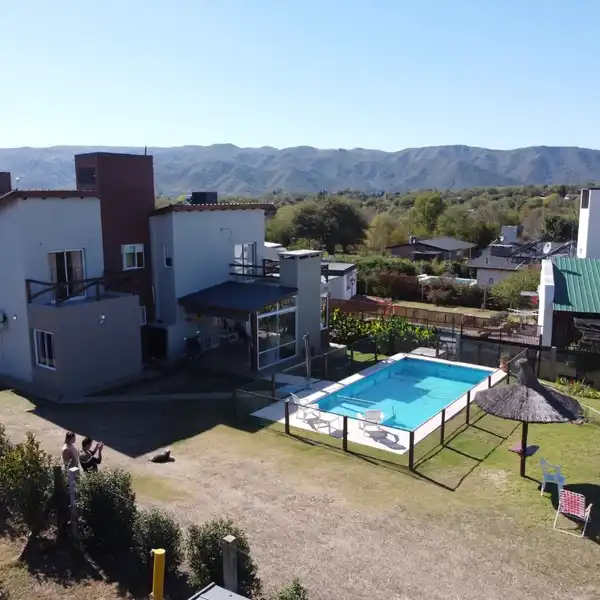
61,431,79,469
80,437,104,473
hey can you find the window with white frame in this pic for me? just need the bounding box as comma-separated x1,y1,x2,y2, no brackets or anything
164,244,173,268
257,297,298,369
233,242,257,279
140,305,147,326
320,293,329,329
34,330,56,369
122,244,145,270
48,250,85,302
488,277,494,285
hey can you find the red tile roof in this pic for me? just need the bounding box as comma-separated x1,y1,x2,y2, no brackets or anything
151,202,276,216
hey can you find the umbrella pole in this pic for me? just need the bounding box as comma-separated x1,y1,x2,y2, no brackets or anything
520,422,529,477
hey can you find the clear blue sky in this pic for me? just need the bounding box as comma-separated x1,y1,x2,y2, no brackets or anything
2,0,599,151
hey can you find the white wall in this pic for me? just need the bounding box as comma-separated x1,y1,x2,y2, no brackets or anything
150,208,266,359
324,270,357,300
476,268,514,288
0,197,104,383
577,189,600,259
0,201,31,382
19,198,104,293
537,259,555,347
172,209,265,299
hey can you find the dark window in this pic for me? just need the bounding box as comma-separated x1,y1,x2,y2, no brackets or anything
77,167,97,186
581,189,590,209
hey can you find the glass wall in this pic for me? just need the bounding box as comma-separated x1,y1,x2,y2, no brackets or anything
257,297,297,369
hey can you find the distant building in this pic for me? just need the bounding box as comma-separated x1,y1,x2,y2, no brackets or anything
537,189,600,349
468,226,573,288
386,236,476,261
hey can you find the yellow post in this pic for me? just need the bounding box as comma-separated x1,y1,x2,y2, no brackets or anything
151,548,166,600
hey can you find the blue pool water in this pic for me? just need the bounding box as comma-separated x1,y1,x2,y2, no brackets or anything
316,357,493,431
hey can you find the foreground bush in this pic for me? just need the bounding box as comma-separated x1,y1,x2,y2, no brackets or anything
134,508,183,573
186,518,261,598
0,424,10,457
77,468,137,554
0,431,52,533
271,578,310,600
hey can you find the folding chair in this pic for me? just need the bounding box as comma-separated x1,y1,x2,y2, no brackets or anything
553,489,593,538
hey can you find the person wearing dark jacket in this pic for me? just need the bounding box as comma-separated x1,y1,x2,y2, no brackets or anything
79,437,103,473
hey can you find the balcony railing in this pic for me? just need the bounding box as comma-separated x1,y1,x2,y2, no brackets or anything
25,272,132,305
229,260,331,282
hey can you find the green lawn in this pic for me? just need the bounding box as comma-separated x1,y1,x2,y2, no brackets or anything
392,299,501,318
272,386,600,531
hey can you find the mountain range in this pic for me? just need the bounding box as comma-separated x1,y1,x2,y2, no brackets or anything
1,144,600,196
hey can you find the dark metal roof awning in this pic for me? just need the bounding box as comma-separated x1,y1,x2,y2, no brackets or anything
179,281,298,316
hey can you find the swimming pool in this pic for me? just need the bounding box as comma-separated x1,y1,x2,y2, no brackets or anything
316,356,493,430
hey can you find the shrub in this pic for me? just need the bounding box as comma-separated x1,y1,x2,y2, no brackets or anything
0,432,52,533
329,309,370,344
0,424,10,457
134,508,183,573
271,578,310,600
186,518,261,598
77,468,137,554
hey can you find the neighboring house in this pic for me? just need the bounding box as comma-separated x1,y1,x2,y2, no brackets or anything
149,207,327,371
537,256,600,348
538,188,600,349
387,236,476,261
0,183,143,399
468,225,573,287
321,261,358,301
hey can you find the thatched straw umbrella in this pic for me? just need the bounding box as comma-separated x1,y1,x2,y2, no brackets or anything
474,357,583,477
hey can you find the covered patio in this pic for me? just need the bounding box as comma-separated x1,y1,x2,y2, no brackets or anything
178,281,299,374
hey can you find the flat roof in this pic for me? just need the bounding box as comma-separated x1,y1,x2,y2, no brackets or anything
0,189,98,210
179,281,297,316
387,236,475,252
151,203,275,216
552,256,600,313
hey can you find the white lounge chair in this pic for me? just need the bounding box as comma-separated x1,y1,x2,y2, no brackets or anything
288,393,318,422
357,410,387,439
309,407,341,433
540,458,565,496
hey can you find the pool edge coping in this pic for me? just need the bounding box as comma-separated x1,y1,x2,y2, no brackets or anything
299,352,500,426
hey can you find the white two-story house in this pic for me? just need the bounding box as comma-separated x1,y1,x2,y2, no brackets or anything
0,189,144,399
149,203,328,372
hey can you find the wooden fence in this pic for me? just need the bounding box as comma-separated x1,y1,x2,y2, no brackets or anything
330,298,495,329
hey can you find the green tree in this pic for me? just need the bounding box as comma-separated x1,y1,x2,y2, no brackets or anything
291,197,367,253
366,213,401,250
435,204,472,240
411,192,444,234
491,268,540,308
538,214,578,242
266,204,299,245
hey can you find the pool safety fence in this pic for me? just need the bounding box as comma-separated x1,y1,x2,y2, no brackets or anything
281,368,501,471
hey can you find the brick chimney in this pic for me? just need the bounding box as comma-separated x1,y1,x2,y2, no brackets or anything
0,172,11,195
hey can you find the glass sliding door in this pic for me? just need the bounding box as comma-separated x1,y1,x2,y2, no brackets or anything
48,250,85,302
256,296,298,369
233,242,257,280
